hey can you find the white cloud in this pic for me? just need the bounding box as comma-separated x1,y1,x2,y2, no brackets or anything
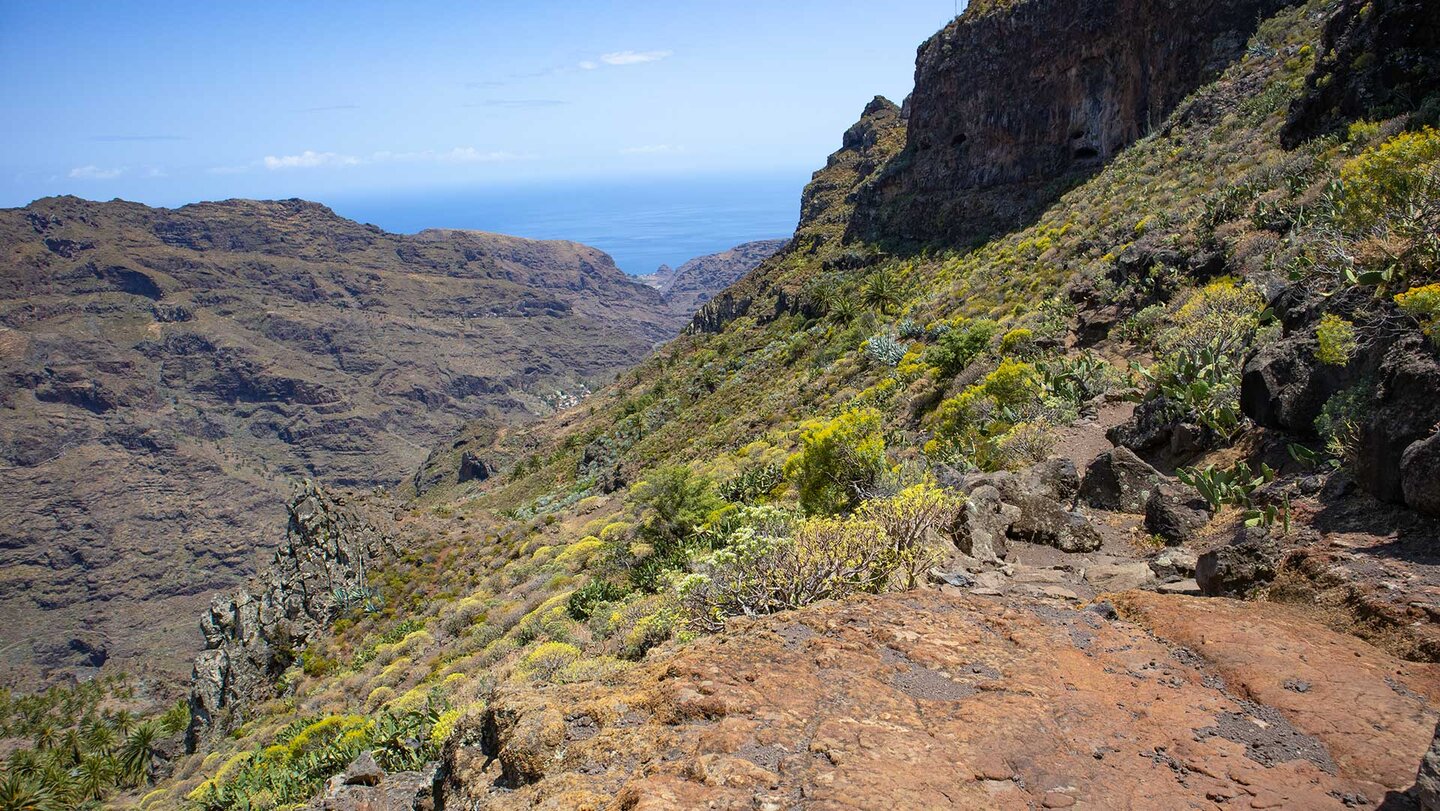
621,144,683,155
68,165,124,180
231,147,523,173
600,50,672,66
370,148,521,164
262,150,361,170
577,50,671,70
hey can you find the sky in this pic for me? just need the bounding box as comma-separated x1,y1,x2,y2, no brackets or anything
0,1,961,209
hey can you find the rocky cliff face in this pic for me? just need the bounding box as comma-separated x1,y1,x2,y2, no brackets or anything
0,196,682,688
851,0,1296,246
187,481,395,749
689,97,906,334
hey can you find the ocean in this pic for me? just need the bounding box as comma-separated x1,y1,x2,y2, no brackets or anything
326,171,808,277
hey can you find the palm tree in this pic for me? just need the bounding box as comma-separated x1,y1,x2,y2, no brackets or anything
861,267,905,314
0,771,58,811
80,719,115,756
57,730,83,766
118,722,158,787
108,710,135,738
74,755,112,802
30,724,57,753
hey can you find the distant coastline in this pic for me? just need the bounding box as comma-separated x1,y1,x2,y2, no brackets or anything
325,171,806,276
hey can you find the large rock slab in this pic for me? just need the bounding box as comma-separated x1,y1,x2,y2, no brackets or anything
441,590,1431,809
1117,591,1440,790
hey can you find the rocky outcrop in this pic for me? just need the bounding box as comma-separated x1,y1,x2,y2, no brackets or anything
1241,282,1440,514
1281,0,1440,146
1420,722,1440,810
850,0,1295,247
687,97,905,335
412,420,500,496
637,240,788,319
186,481,396,750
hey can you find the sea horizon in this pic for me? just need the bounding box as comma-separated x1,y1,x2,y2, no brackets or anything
323,170,808,277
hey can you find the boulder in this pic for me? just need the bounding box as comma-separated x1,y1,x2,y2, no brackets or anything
1240,330,1350,432
1079,448,1163,513
953,485,1016,562
343,751,385,787
312,762,439,811
1352,334,1440,508
1403,432,1440,516
1107,397,1178,455
1195,527,1280,597
1149,547,1198,581
1143,482,1211,544
965,467,1101,554
1007,494,1103,553
1107,398,1219,466
1419,720,1440,811
1022,456,1080,504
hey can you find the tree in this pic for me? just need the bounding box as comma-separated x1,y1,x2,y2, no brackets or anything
862,267,905,314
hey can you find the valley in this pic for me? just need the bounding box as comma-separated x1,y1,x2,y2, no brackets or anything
2,0,1439,808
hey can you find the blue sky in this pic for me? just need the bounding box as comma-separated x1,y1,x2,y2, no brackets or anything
0,1,960,208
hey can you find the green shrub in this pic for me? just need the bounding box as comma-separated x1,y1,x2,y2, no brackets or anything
998,327,1037,356
1315,383,1372,465
678,515,895,634
925,318,1000,377
566,579,629,621
1314,314,1359,365
925,359,1047,466
862,334,909,366
718,462,784,504
786,408,888,515
520,642,583,681
626,466,723,590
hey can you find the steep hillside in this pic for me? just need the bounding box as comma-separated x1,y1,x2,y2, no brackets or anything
0,196,682,686
14,0,1440,807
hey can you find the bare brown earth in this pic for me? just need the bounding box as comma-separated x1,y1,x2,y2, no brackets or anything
0,195,693,687
446,589,1435,809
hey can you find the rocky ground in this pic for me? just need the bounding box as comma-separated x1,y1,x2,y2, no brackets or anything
439,589,1434,809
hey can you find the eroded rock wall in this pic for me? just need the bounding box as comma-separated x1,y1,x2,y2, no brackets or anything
851,0,1296,246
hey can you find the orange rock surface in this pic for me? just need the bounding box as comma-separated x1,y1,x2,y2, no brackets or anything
445,590,1437,809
